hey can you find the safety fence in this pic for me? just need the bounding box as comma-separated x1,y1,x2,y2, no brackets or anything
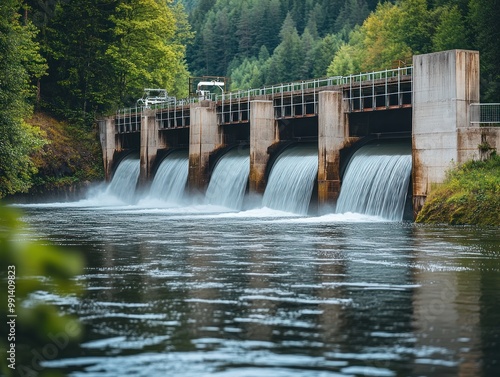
115,66,413,132
470,103,500,126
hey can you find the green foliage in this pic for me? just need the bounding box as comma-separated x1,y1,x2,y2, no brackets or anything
42,0,192,117
416,154,500,226
468,0,500,102
0,204,83,376
106,0,190,104
27,112,104,195
432,4,468,51
187,0,366,79
43,0,117,119
0,0,47,198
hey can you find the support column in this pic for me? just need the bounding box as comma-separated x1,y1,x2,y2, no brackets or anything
249,100,277,194
317,91,349,209
139,109,164,187
188,101,222,192
99,116,116,182
412,50,480,216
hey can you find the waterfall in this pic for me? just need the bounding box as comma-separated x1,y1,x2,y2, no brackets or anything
106,157,140,203
262,144,318,215
205,148,250,210
149,150,189,204
336,143,412,221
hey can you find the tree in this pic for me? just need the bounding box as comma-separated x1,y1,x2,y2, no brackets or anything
360,1,412,70
398,0,433,54
311,33,343,77
106,0,190,105
0,0,46,198
432,5,469,51
334,0,370,33
45,0,117,118
268,13,303,83
468,0,500,102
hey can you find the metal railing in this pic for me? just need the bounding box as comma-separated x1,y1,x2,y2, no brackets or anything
216,66,413,103
470,103,500,126
116,106,141,133
156,98,195,129
114,66,414,131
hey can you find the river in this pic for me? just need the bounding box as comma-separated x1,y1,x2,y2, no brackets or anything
14,202,500,377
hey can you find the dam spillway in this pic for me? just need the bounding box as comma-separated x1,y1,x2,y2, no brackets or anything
262,145,318,215
205,147,250,210
336,143,412,221
99,50,492,218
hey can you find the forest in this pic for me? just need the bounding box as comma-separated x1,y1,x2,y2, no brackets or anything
0,0,499,198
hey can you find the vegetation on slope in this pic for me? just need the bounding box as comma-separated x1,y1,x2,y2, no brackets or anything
416,154,500,226
24,112,103,198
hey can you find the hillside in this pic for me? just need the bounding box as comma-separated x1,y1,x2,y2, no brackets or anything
17,112,103,201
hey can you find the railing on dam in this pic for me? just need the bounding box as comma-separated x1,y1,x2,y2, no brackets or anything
115,66,413,132
470,103,500,126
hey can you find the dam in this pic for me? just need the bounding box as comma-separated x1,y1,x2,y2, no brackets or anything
98,50,499,219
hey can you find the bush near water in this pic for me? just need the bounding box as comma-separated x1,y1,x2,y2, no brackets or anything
416,154,500,226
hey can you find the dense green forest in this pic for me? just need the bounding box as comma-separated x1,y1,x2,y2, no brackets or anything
0,0,499,198
185,0,499,98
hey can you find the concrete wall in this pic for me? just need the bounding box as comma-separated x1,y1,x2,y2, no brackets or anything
412,50,480,214
249,100,278,194
188,101,222,192
458,127,500,161
317,91,350,209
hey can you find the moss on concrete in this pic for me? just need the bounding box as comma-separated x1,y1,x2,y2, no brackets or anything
416,154,500,226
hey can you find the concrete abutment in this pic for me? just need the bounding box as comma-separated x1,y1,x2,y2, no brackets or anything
412,49,480,216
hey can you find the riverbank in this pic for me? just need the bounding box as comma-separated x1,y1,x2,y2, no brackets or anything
416,154,500,226
11,112,103,202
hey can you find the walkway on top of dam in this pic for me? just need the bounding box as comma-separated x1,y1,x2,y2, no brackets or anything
115,66,413,134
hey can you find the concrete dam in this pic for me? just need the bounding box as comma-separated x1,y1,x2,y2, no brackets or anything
99,50,499,220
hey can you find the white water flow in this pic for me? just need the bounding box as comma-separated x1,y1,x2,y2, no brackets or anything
106,158,140,203
148,150,189,204
205,148,250,210
262,144,318,215
336,143,412,221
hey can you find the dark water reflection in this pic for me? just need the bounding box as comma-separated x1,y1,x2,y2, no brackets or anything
17,206,500,376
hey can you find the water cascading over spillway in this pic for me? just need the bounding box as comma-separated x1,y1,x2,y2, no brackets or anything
262,144,318,215
149,150,189,204
336,143,412,221
205,148,250,210
106,157,140,203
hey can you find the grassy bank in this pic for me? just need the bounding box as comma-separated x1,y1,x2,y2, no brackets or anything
18,112,104,200
416,154,500,226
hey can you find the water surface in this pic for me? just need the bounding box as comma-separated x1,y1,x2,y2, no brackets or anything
15,204,500,377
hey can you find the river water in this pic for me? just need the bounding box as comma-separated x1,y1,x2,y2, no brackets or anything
15,203,500,377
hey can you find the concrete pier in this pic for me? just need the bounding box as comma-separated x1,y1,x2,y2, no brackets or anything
188,100,222,192
317,91,350,209
412,50,480,214
249,100,277,194
99,116,116,181
139,109,165,187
